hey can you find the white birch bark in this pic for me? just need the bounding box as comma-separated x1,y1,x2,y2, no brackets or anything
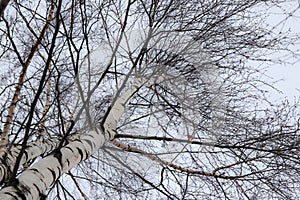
0,76,151,199
103,77,145,136
0,137,61,184
0,129,107,200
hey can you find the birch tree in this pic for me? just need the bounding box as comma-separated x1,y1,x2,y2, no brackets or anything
0,0,300,199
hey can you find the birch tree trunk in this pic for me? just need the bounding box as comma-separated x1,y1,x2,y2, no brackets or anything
0,76,151,199
0,129,107,200
1,1,300,199
0,137,60,185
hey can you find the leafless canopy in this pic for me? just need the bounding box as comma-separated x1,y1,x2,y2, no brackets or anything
0,0,300,199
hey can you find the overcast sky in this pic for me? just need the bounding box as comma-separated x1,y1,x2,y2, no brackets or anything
265,3,300,101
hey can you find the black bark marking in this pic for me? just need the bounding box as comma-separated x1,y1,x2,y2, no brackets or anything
4,191,24,200
106,130,112,140
66,157,70,166
64,146,75,166
76,147,84,162
64,146,75,153
85,150,89,160
23,151,28,162
47,167,56,186
56,166,61,177
82,138,94,150
30,168,39,173
16,187,27,200
4,184,27,200
33,183,43,197
6,177,18,187
40,193,47,200
53,149,62,165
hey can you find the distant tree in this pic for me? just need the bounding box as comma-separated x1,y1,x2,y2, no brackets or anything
0,0,299,199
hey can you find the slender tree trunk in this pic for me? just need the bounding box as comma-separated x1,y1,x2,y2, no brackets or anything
0,129,108,199
0,137,61,185
0,77,152,199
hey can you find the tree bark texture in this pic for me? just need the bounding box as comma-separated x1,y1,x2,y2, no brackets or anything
0,137,60,185
0,129,107,199
0,77,150,199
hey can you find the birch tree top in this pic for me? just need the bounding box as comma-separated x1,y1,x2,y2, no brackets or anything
0,0,300,199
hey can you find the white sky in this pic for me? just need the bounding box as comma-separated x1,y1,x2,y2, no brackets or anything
264,3,300,101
